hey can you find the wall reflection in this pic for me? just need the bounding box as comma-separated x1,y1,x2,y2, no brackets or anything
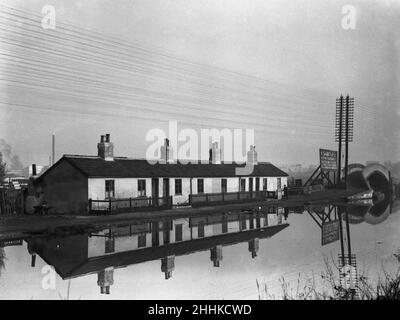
25,208,291,295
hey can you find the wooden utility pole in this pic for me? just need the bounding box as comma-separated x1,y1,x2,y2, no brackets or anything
344,95,354,187
336,95,343,185
336,94,354,189
345,95,349,186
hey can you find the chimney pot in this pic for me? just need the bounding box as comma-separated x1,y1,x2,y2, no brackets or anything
160,138,174,163
32,164,37,176
210,142,221,164
98,134,114,160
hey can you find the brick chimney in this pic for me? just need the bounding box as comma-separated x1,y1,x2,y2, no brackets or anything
210,245,223,267
209,142,221,164
97,134,114,161
247,145,258,165
161,255,175,279
248,238,259,259
160,138,174,164
97,268,114,294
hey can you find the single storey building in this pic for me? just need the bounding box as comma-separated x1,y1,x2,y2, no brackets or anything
34,134,288,214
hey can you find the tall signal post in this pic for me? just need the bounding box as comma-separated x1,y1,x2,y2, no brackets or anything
335,95,354,188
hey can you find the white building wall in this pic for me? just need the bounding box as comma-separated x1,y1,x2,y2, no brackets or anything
204,178,214,193
227,178,239,192
88,175,287,203
87,214,284,258
169,177,191,205
191,177,240,195
211,178,220,193
88,178,152,200
229,221,240,233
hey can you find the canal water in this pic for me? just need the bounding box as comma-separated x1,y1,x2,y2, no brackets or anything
0,199,398,300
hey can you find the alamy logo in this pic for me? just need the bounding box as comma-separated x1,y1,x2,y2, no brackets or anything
341,5,356,30
41,5,56,30
145,120,256,175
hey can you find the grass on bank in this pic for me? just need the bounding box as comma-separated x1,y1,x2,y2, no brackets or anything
257,255,400,300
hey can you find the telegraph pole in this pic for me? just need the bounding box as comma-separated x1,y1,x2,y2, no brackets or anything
335,94,354,189
336,96,343,186
344,95,354,187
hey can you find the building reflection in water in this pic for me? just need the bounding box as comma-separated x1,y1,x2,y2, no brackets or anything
26,207,291,295
23,197,396,297
305,194,396,298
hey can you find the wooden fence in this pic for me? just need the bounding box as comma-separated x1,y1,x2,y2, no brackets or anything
189,191,274,207
88,196,173,214
0,188,24,216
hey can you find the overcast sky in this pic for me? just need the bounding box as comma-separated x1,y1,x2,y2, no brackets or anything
0,0,399,167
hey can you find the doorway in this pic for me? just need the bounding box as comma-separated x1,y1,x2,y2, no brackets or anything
163,178,170,197
152,178,159,205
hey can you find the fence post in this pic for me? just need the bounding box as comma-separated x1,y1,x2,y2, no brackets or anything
130,197,132,208
109,198,112,214
89,198,92,213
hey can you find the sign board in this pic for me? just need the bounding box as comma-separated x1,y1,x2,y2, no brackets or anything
319,149,338,172
321,220,340,246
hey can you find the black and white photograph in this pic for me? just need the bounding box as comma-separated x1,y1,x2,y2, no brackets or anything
0,0,399,305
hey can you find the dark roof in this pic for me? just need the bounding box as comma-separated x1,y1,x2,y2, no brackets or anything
54,155,288,178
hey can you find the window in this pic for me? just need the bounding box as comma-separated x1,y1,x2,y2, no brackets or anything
175,224,183,242
138,234,146,248
222,217,228,233
152,227,159,247
197,179,204,194
163,221,171,244
175,179,182,195
138,179,146,197
263,178,268,191
105,236,115,253
221,179,227,193
163,229,170,244
277,178,282,189
256,217,261,228
198,221,205,238
240,216,247,230
249,217,254,229
240,178,246,192
255,178,260,191
105,180,115,199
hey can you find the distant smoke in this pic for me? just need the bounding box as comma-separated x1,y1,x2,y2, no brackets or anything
0,139,24,171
